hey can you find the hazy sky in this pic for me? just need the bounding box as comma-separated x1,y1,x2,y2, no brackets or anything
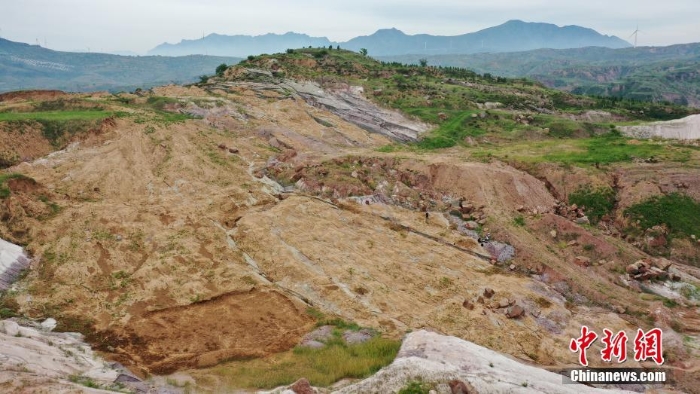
1,0,698,53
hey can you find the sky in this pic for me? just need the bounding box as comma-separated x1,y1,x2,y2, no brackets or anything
1,0,698,53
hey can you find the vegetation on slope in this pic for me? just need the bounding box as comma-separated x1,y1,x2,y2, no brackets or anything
231,48,697,157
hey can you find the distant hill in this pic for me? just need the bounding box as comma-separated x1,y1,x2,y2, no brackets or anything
150,32,332,57
0,38,241,93
148,20,630,58
380,43,700,107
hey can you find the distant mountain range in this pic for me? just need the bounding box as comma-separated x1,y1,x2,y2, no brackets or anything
0,38,240,93
379,43,700,107
149,20,630,57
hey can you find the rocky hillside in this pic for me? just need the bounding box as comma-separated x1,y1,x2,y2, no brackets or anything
1,48,699,393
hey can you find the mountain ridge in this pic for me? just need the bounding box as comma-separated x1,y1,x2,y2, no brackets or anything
148,20,631,57
0,38,240,93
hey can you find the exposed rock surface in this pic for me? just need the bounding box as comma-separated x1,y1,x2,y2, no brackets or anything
0,237,30,290
334,330,634,394
620,114,700,140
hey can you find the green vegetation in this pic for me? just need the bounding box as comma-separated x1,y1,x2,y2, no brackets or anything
215,63,228,77
568,185,616,223
398,380,431,394
625,193,700,239
513,215,526,227
208,334,400,389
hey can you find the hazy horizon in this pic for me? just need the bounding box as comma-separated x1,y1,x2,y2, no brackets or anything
2,0,699,54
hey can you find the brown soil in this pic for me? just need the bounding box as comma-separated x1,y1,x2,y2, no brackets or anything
92,289,313,375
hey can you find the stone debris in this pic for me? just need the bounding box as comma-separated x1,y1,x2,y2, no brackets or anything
626,258,674,281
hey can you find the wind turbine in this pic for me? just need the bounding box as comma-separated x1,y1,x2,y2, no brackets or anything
629,25,640,48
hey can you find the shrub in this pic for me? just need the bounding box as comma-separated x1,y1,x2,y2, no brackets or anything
568,185,615,223
215,63,228,77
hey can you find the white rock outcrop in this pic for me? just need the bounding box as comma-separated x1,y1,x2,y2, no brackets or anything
335,330,634,394
620,114,700,140
0,237,31,290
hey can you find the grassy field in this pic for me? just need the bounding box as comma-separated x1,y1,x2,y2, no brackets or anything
468,132,694,166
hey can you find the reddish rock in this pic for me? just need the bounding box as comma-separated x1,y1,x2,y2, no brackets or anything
483,288,495,298
574,256,591,268
290,378,315,394
506,305,525,319
462,300,475,310
449,379,477,394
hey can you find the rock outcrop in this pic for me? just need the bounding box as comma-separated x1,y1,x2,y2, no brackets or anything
334,330,634,394
0,238,30,290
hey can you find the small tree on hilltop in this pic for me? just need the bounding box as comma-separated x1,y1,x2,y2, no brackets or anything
215,63,228,77
419,58,428,67
359,48,368,56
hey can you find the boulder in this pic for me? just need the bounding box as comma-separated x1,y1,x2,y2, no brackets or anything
465,221,479,230
549,230,557,238
575,216,590,225
483,288,495,299
498,298,510,308
462,300,475,310
449,379,477,394
506,305,525,319
1,320,19,336
40,318,57,331
652,258,672,271
290,378,315,394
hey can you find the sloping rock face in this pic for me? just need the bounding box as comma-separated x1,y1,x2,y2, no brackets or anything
336,330,634,394
287,80,430,141
217,68,430,141
620,114,700,140
0,238,30,290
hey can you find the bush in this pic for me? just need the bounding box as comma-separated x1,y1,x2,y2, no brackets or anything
568,185,615,223
215,63,228,77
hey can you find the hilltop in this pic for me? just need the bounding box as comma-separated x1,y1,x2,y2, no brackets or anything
148,20,630,57
0,38,240,93
0,48,699,392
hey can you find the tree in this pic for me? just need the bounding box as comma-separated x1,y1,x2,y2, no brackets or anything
336,45,340,50
329,45,333,50
215,63,228,77
359,48,368,56
418,58,428,67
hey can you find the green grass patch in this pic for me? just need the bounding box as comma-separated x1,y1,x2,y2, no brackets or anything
568,185,616,223
625,193,700,239
470,132,691,166
206,336,400,389
399,380,432,394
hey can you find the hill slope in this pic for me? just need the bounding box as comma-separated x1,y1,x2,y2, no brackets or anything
148,20,629,57
1,49,699,392
0,38,240,93
380,43,700,106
